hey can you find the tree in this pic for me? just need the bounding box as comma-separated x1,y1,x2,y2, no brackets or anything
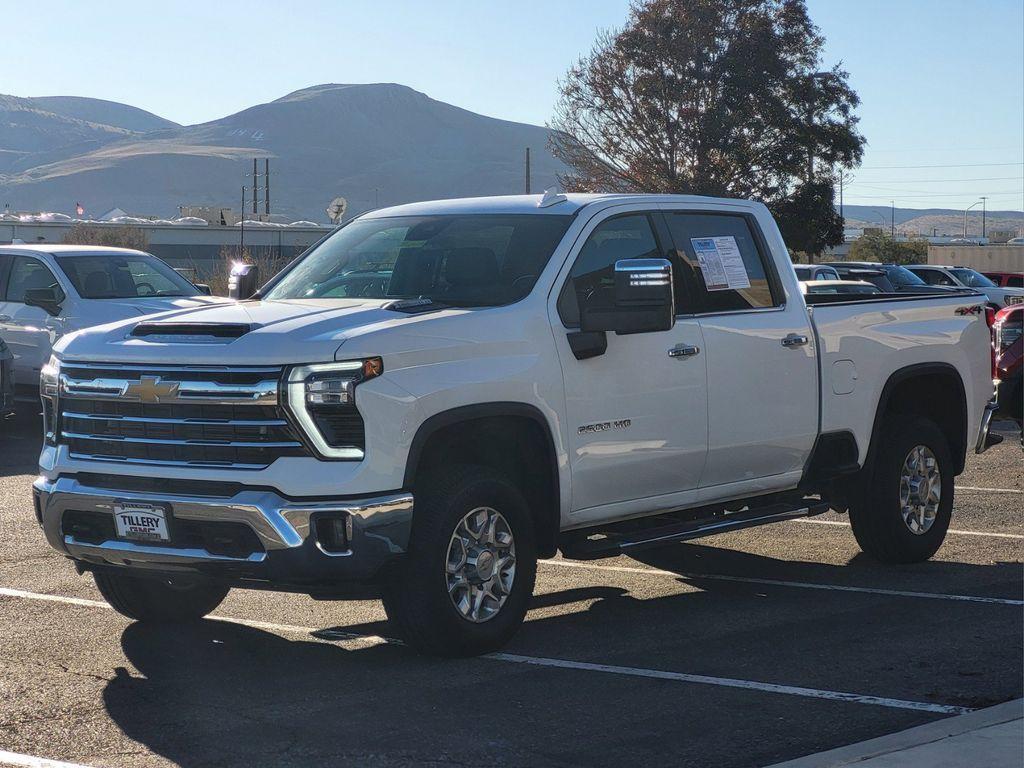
62,224,148,251
550,0,864,257
847,230,927,264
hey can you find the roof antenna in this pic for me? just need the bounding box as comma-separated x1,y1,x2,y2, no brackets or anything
538,188,568,208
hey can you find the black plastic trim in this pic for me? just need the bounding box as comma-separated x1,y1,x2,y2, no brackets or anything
403,402,561,554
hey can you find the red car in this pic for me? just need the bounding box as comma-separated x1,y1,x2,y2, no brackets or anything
983,271,1024,289
994,305,1023,425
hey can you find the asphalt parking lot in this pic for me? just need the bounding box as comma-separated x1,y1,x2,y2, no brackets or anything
1,411,1021,768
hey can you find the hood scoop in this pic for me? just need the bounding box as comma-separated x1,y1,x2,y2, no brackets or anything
130,322,253,343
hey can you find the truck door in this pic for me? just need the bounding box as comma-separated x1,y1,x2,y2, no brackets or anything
661,208,818,489
1,255,67,388
550,209,708,521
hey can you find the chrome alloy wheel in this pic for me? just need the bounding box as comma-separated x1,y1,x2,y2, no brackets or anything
446,507,516,623
899,445,941,535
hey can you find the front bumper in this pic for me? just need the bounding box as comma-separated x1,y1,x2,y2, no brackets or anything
33,476,413,593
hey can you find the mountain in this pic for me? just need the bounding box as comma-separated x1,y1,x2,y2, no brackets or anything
0,94,178,176
843,205,1024,237
25,96,179,133
0,83,566,221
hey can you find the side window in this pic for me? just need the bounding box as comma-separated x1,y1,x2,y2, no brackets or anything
5,256,65,303
920,270,952,286
557,213,661,327
1007,276,1023,288
666,213,779,312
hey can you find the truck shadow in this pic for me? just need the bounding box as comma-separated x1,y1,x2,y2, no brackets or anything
99,548,1023,767
0,409,42,478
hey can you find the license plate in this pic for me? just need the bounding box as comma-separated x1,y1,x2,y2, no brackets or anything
114,502,170,543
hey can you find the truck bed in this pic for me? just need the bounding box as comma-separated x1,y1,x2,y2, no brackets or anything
809,290,992,466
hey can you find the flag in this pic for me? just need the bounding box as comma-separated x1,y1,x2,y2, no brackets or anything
75,203,84,216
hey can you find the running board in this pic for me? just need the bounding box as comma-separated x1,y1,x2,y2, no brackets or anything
560,502,831,561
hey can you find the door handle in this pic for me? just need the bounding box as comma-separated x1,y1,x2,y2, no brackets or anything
781,334,809,348
668,344,700,358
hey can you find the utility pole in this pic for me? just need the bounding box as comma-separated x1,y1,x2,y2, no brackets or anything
981,196,987,239
264,158,270,216
251,159,258,216
240,187,246,250
890,200,895,239
525,148,531,194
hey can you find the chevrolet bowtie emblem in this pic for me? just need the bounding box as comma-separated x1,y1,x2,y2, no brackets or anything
124,375,180,403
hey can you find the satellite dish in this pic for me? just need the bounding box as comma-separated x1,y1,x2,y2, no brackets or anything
326,197,348,224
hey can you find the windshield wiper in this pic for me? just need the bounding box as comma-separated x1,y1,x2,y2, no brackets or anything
384,297,449,314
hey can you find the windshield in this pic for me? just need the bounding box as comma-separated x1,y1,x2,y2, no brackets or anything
264,214,573,306
57,253,199,299
886,265,927,287
949,268,997,288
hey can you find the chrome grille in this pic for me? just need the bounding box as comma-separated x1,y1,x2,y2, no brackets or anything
1006,295,1023,306
57,363,309,469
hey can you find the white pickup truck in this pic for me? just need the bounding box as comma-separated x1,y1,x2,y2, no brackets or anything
34,193,998,656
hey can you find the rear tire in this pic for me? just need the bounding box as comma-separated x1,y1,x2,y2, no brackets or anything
94,571,228,622
849,415,953,563
382,464,537,657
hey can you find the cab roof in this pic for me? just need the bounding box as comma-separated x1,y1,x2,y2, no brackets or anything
359,193,757,219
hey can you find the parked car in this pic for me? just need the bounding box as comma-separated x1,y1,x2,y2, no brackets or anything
792,264,841,282
994,305,1022,426
799,279,880,296
905,264,1024,309
35,193,997,656
982,271,1024,289
823,261,958,294
0,245,228,396
0,337,12,419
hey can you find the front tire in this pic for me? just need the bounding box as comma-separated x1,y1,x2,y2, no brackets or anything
382,465,537,657
94,571,229,622
849,415,954,563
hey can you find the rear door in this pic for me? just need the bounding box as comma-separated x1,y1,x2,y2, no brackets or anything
661,207,818,490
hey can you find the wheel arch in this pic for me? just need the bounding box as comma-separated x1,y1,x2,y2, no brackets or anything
404,402,561,558
868,362,968,476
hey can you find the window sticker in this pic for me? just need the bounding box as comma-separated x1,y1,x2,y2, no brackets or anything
690,236,751,291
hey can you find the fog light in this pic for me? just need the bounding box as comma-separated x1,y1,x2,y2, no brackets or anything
315,514,352,554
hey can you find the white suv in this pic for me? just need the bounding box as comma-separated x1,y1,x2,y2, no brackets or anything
0,245,226,394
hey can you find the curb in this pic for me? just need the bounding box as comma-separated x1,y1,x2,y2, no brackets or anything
765,698,1023,767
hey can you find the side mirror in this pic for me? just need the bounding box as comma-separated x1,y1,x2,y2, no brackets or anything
24,287,62,316
194,283,213,296
228,263,260,300
580,258,675,335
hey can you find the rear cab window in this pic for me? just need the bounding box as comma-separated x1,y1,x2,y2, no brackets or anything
663,212,782,313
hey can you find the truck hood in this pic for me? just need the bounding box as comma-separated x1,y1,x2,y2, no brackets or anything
54,298,456,365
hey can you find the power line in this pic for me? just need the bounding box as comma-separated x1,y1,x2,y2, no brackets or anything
857,161,1024,169
847,175,1023,184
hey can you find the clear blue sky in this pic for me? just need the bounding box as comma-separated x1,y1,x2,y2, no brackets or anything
6,0,1022,212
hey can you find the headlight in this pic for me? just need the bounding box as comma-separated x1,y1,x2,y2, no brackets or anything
285,358,382,460
40,354,60,445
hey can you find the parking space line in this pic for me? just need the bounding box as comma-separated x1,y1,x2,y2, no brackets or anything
487,654,973,715
538,560,1024,605
793,518,1024,539
0,586,974,715
955,485,1022,494
0,749,94,768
